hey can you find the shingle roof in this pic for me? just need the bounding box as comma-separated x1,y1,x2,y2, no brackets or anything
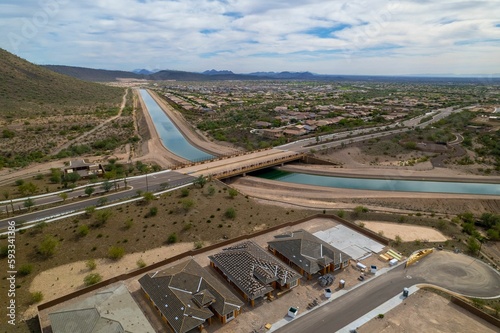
208,241,301,300
139,259,243,333
268,229,351,274
49,284,154,333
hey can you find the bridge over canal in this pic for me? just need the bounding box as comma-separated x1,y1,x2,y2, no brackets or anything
177,148,305,179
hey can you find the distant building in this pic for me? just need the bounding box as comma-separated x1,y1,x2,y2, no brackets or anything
139,259,243,333
63,159,104,178
209,241,301,307
49,284,154,333
254,121,272,128
268,229,351,280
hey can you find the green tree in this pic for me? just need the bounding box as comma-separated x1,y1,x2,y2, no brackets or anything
142,192,156,204
101,180,113,192
467,236,480,255
85,186,95,197
181,188,190,197
64,172,81,185
193,175,207,188
19,182,38,196
38,236,59,257
59,192,68,202
24,198,35,211
49,168,62,183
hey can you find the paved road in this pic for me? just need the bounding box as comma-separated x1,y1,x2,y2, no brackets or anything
279,107,458,153
0,171,194,228
275,251,500,333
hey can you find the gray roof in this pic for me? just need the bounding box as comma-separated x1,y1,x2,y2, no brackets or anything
268,229,351,275
49,284,154,333
139,259,243,333
208,241,301,300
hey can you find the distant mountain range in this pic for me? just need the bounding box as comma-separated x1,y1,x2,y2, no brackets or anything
40,65,500,84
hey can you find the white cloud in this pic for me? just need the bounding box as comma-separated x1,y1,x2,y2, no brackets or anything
0,0,499,75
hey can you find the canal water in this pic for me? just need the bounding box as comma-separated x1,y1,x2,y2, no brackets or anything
139,89,214,162
254,169,500,195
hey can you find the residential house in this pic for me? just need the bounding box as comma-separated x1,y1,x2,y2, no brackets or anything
209,241,301,307
63,159,104,178
49,284,155,333
283,127,307,136
268,229,351,280
254,121,272,128
261,129,284,139
139,259,243,333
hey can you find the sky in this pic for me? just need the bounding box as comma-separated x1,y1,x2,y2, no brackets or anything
1,0,499,75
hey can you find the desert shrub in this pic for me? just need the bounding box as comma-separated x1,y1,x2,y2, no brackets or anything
228,188,238,198
124,218,134,229
207,186,216,196
38,236,59,257
84,273,102,286
86,259,97,270
145,207,158,218
225,207,236,219
78,225,89,236
167,233,178,244
136,259,146,268
181,199,194,211
18,263,33,276
108,246,125,260
31,291,44,304
181,188,190,197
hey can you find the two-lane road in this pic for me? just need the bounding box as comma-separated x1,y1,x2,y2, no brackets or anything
0,171,194,229
275,251,500,333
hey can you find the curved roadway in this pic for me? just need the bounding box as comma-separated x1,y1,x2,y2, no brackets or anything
275,251,500,333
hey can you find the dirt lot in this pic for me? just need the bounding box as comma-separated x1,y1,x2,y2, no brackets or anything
358,289,499,333
359,221,448,242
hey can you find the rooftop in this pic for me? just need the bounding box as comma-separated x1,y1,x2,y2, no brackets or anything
49,284,154,333
139,259,243,333
268,229,351,274
209,241,300,300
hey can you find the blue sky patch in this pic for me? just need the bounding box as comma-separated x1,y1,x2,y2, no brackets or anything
200,29,219,34
223,12,243,19
304,24,351,38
